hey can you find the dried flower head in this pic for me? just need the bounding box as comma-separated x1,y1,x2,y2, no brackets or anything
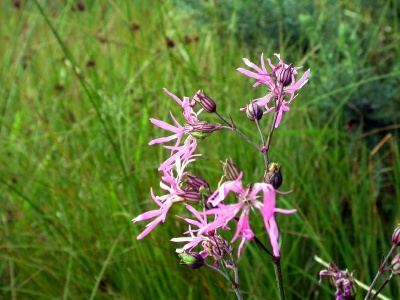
319,262,357,300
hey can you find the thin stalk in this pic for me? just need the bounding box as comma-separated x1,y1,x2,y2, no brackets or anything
203,262,243,300
370,274,394,300
255,118,269,170
365,245,397,299
274,256,286,300
265,85,285,155
216,110,260,149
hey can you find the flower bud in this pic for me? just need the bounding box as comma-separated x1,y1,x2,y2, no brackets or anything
193,90,217,113
277,64,293,87
178,252,204,269
391,253,400,275
176,189,202,204
185,174,210,191
190,121,221,133
246,101,263,121
392,225,400,246
264,163,283,189
220,157,241,181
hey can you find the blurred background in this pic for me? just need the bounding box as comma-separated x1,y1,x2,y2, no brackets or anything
1,0,399,299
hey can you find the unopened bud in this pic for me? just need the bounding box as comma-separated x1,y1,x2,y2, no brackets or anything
178,252,204,269
264,163,283,189
392,225,400,246
193,90,217,113
176,189,202,204
391,253,400,275
277,64,293,87
221,157,241,181
185,174,210,191
246,101,263,121
190,121,221,133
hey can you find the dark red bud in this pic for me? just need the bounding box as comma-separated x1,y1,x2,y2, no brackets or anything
193,90,217,113
277,64,293,87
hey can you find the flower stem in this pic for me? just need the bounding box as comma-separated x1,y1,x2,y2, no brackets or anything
215,110,261,150
273,256,286,300
265,85,285,155
365,245,397,299
255,118,269,170
370,274,394,300
204,262,243,300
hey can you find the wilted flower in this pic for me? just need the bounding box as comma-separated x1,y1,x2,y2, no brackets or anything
319,262,357,300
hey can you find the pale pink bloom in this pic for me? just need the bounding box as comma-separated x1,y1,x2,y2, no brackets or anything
148,112,186,151
171,204,212,258
163,88,198,124
237,53,275,88
132,189,174,240
160,136,200,172
132,156,193,239
200,173,296,257
238,53,310,128
149,89,222,169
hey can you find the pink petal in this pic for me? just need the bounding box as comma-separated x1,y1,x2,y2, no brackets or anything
163,88,183,106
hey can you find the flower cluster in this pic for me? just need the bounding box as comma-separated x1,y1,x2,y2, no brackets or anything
238,53,310,128
133,53,309,267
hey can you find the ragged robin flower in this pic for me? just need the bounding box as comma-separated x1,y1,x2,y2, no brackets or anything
237,53,310,128
198,172,296,257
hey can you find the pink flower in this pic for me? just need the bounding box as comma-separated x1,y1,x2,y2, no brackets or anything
159,136,200,172
172,205,234,260
199,173,297,257
149,89,222,170
171,204,212,258
238,53,310,128
132,155,194,239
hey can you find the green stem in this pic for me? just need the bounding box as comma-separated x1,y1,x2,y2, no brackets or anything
216,111,261,150
265,85,285,155
370,274,394,300
365,245,397,299
255,118,269,170
203,262,243,300
274,256,286,300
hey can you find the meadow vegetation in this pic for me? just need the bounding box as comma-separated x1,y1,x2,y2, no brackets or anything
1,0,399,299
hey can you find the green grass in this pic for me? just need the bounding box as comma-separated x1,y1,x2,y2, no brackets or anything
1,0,399,299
